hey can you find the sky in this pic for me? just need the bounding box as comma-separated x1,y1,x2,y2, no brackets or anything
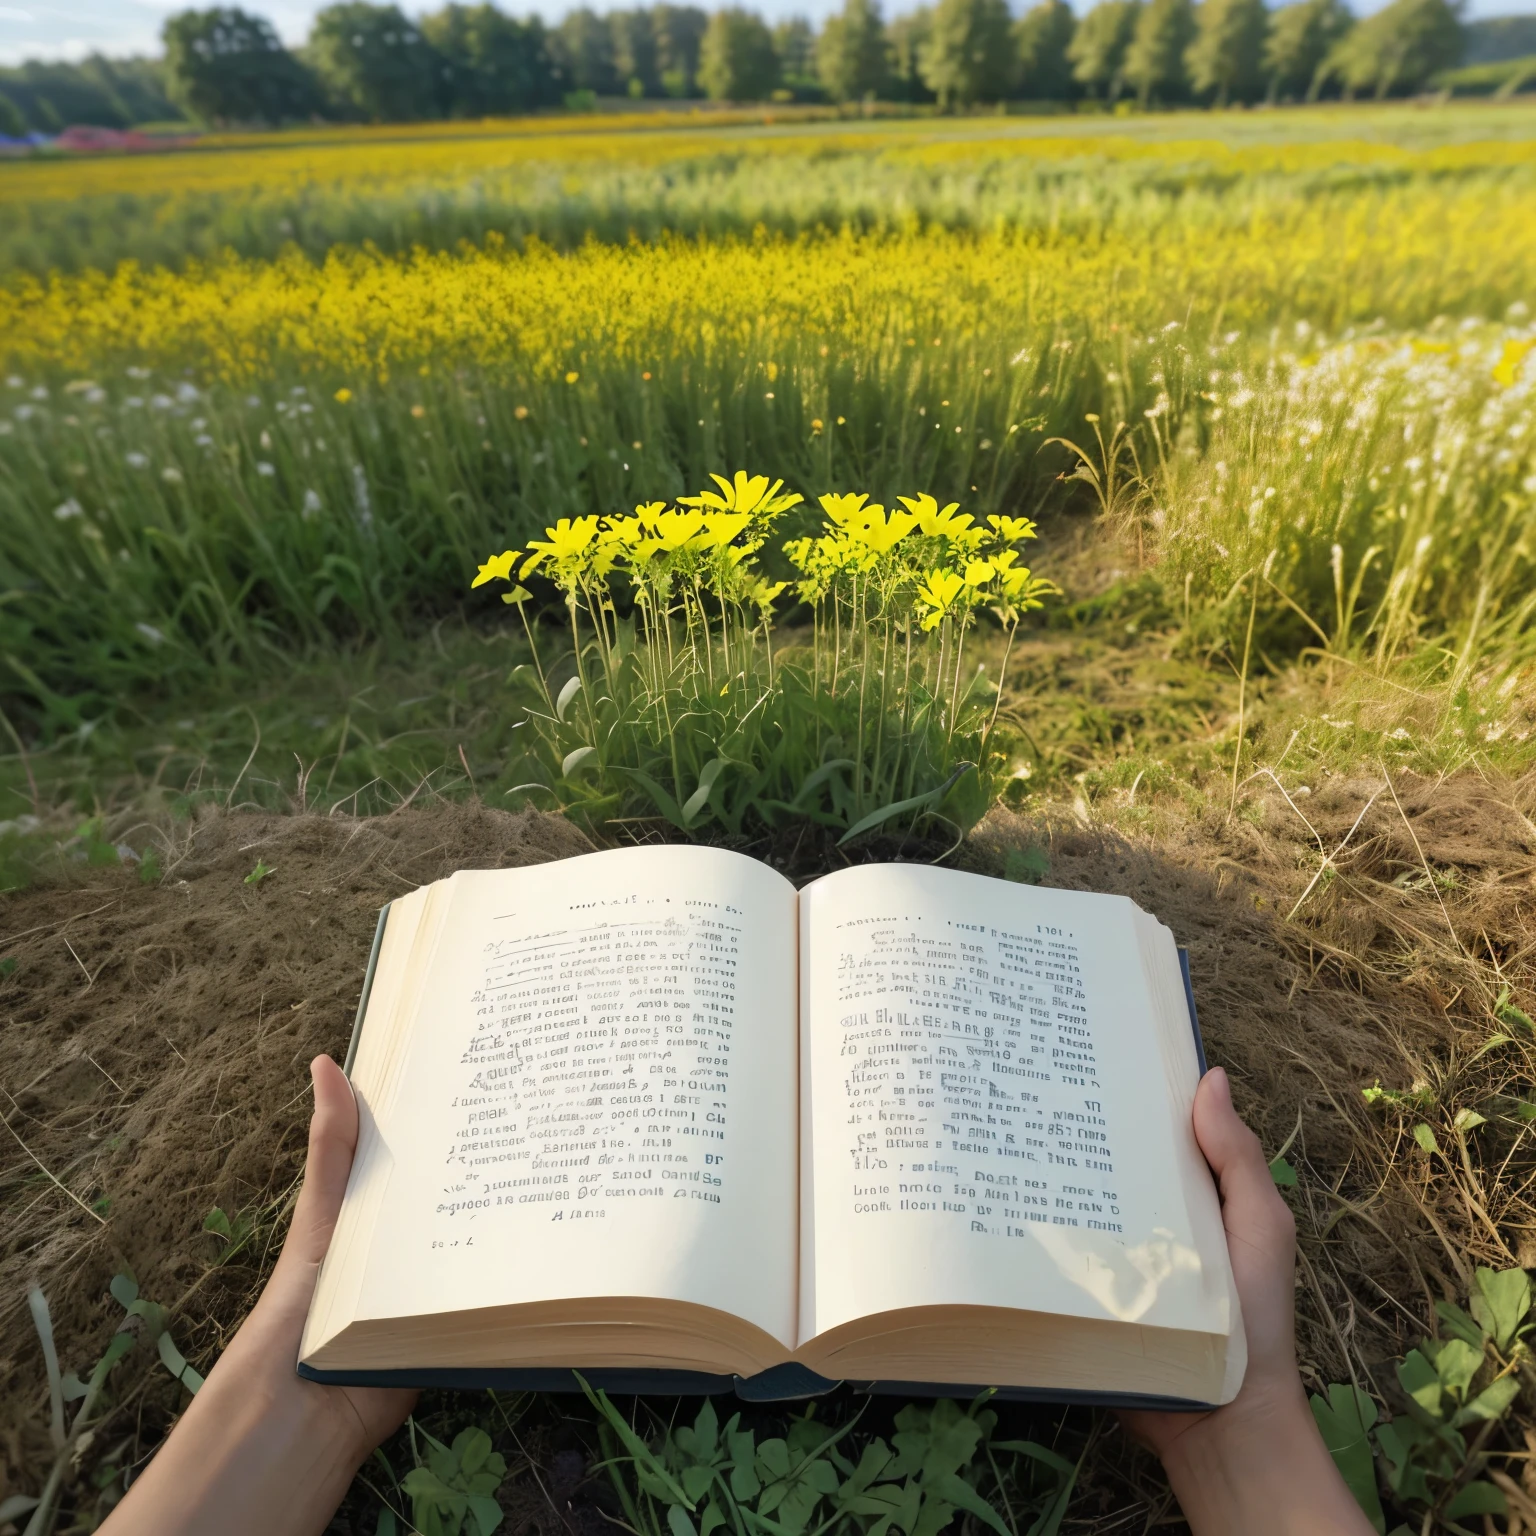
0,0,1531,68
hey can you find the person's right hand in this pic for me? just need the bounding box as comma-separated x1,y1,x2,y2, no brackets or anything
1120,1066,1377,1536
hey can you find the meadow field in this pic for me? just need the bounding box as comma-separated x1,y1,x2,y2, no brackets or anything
3,104,1536,1535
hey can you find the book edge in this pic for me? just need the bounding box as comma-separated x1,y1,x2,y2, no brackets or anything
342,901,392,1079
295,1362,1215,1411
1177,945,1208,1075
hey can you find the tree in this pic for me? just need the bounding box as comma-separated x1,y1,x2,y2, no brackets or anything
1124,0,1195,104
920,0,1014,106
887,8,937,99
1067,0,1141,101
818,0,888,101
1263,0,1352,100
653,5,708,95
306,3,441,120
162,7,318,125
0,92,24,136
774,16,819,91
609,9,661,97
1324,0,1462,97
698,8,780,100
421,3,559,115
553,8,619,95
1185,0,1268,104
1014,0,1078,99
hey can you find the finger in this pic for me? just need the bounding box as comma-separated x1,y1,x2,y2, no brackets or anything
1193,1068,1289,1231
283,1056,360,1271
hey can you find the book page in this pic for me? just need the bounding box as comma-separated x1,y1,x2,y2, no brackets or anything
346,845,800,1350
798,864,1230,1346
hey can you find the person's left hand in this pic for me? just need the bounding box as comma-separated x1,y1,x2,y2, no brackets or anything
104,1055,416,1535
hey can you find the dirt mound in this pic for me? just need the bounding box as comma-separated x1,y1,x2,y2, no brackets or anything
0,803,592,1511
3,781,1534,1526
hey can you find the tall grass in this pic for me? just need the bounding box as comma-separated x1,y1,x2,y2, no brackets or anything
2,128,1535,275
1,117,1534,766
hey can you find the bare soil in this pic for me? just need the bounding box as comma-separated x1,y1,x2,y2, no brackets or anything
2,777,1533,1529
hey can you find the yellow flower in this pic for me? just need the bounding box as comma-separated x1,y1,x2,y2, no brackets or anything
334,387,352,403
819,491,873,527
680,470,803,517
914,568,966,629
962,560,995,587
700,510,753,548
810,418,823,432
565,371,580,384
745,577,789,616
651,508,707,550
521,517,598,575
986,513,1038,543
411,403,426,418
471,549,521,588
897,493,973,540
1493,338,1535,387
514,405,529,420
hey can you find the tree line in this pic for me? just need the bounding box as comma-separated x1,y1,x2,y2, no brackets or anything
1,0,1475,136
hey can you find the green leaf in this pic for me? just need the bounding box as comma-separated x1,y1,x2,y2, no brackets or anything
27,1285,64,1452
157,1329,202,1393
203,1207,232,1239
109,1270,139,1309
455,1427,493,1478
0,1498,41,1526
668,1504,698,1536
1309,1385,1385,1533
1470,1266,1532,1353
1496,986,1534,1034
1269,1155,1298,1187
681,758,729,827
1434,1299,1486,1349
1431,1338,1483,1401
556,675,583,721
681,1465,714,1503
621,768,686,828
1453,1108,1487,1134
837,762,976,845
1412,1122,1440,1155
375,1506,398,1536
1444,1480,1508,1519
1002,846,1049,885
245,859,274,885
1398,1349,1444,1417
466,1494,505,1536
562,746,598,777
1456,1374,1520,1425
929,1471,1013,1536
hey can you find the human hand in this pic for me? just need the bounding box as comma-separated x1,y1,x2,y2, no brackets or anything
103,1055,416,1536
1119,1066,1375,1536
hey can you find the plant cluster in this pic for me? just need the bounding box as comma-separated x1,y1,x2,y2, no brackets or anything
1314,1265,1535,1534
472,471,1056,840
584,1383,1078,1536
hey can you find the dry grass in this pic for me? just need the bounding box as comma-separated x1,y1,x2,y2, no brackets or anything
1,777,1534,1530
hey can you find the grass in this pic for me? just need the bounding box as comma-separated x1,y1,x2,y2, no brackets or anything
4,102,1536,1536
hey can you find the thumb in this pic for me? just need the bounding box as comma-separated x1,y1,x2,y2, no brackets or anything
282,1055,360,1273
1193,1067,1286,1229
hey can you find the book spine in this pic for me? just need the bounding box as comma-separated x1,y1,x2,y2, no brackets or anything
342,903,392,1079
1177,946,1208,1074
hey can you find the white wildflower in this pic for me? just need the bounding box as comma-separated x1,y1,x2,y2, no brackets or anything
125,451,149,468
53,498,84,520
256,461,276,477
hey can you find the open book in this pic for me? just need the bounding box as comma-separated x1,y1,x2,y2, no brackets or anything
298,846,1244,1409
